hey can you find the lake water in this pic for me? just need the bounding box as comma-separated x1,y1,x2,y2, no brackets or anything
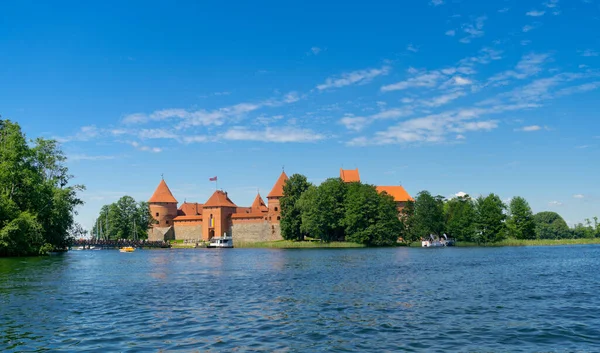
1,246,600,352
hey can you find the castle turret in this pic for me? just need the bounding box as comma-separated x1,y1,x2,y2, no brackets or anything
202,190,237,240
149,179,178,228
267,171,288,223
251,193,268,213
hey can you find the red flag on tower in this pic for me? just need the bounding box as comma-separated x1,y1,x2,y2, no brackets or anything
209,176,217,181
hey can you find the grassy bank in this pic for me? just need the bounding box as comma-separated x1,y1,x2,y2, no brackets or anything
235,240,366,249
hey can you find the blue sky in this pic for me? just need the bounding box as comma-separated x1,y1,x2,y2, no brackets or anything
1,0,599,230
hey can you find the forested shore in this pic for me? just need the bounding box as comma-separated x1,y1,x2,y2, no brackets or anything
0,119,85,256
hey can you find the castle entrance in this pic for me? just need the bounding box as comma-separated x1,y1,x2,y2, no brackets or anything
209,229,215,239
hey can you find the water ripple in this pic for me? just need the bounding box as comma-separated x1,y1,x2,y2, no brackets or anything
2,247,600,351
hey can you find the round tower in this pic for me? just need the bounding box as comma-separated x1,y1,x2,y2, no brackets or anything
149,179,178,227
267,171,288,223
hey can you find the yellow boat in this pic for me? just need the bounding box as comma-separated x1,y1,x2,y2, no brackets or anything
119,246,135,253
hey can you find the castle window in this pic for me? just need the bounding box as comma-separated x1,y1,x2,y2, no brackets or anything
156,212,159,217
274,207,278,211
269,217,272,221
277,216,280,220
166,220,169,225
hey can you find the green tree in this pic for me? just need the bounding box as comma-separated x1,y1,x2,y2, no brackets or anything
0,119,84,256
444,195,476,242
92,197,152,240
298,178,347,242
533,211,570,239
399,200,417,244
280,174,312,241
413,191,445,239
474,194,506,243
506,196,536,240
343,183,402,246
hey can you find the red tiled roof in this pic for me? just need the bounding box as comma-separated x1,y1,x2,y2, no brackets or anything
251,193,268,212
376,186,413,202
340,168,361,183
149,180,178,203
267,171,289,198
231,212,267,219
173,215,203,221
204,190,237,208
178,202,203,216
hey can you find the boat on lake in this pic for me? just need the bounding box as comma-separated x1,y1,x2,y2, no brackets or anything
207,236,234,248
119,246,135,253
422,234,455,247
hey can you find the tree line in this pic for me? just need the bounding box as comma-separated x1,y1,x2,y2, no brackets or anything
0,119,85,256
280,175,402,246
91,196,153,240
401,191,599,244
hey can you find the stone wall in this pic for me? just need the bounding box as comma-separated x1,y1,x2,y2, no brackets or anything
231,220,282,242
147,226,175,241
173,223,203,241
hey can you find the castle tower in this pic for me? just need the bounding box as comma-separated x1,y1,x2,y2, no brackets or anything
202,190,237,241
149,179,178,228
340,168,360,183
251,193,268,213
267,171,288,223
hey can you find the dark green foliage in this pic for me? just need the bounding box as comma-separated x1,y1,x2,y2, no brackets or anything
444,195,476,242
412,191,445,239
571,217,599,239
474,194,506,244
280,174,312,241
344,183,402,246
506,197,536,240
0,119,84,257
91,196,152,240
298,178,347,242
399,200,417,244
533,211,571,239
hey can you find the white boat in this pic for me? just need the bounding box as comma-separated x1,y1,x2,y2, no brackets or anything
73,246,85,251
422,234,455,247
207,236,234,248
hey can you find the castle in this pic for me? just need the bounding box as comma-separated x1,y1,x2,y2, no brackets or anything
147,169,412,243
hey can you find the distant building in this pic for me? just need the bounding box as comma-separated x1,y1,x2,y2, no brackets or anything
147,169,412,242
147,172,287,243
339,168,413,212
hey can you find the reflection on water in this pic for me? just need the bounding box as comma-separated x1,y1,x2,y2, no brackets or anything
1,246,600,351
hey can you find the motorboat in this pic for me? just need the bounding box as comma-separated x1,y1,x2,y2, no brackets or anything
422,234,455,247
119,246,135,253
73,246,84,251
207,236,234,248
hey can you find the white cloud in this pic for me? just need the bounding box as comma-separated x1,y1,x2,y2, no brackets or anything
544,0,559,8
521,40,532,46
453,76,473,86
222,126,325,143
456,134,466,140
515,125,543,132
459,16,487,43
310,47,322,55
56,125,100,143
381,70,444,92
138,129,179,139
420,91,466,107
316,66,391,90
340,108,414,131
526,10,546,16
573,194,585,199
181,135,210,144
445,30,456,36
488,52,551,85
522,23,541,32
129,141,162,153
498,7,510,13
430,0,444,5
581,49,599,57
407,44,418,53
548,200,563,206
455,191,468,197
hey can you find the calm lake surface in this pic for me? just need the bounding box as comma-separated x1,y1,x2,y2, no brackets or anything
1,246,600,352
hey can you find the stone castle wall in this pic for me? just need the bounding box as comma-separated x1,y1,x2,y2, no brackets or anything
173,223,203,241
147,226,175,241
231,220,282,242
